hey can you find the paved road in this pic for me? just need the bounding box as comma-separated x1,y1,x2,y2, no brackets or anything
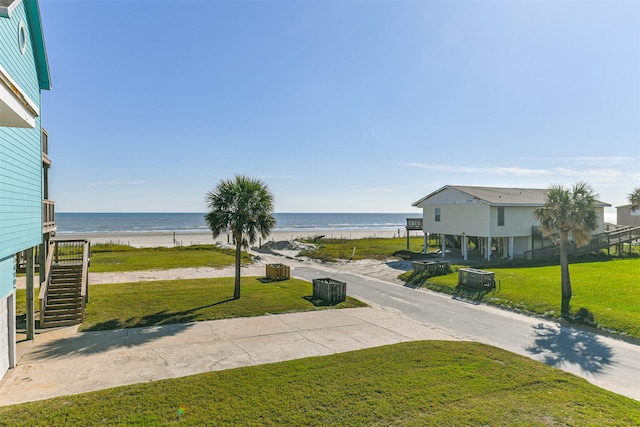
293,264,640,402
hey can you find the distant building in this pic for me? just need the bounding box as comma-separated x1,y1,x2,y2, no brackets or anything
616,205,640,227
0,0,52,379
412,185,610,261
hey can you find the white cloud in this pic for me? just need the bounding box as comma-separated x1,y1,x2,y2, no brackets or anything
406,163,629,182
86,180,145,187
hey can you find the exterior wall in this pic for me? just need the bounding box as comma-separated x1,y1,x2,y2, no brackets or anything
421,203,489,236
616,205,640,227
513,236,530,257
593,207,607,233
0,0,43,262
0,256,16,376
0,292,8,375
489,206,538,238
0,1,41,103
0,0,44,379
419,200,539,238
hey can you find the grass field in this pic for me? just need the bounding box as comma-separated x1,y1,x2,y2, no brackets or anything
1,341,638,426
298,236,434,261
88,244,249,272
80,277,367,331
403,257,640,338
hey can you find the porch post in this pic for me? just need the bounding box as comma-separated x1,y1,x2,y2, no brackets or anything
509,236,514,260
462,233,467,261
26,247,35,340
7,293,16,368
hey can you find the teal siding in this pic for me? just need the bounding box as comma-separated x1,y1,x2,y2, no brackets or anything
0,1,41,103
0,1,43,260
0,256,16,300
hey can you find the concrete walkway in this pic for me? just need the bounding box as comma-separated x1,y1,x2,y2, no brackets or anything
0,307,455,406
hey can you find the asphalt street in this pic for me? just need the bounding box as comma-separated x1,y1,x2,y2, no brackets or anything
293,264,640,402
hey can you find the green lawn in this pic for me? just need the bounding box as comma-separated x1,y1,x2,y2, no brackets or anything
80,277,366,331
299,236,435,261
1,341,638,426
404,257,640,338
88,244,249,272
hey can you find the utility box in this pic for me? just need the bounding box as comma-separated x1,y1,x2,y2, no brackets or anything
312,278,346,303
412,260,451,276
266,263,290,281
458,268,495,290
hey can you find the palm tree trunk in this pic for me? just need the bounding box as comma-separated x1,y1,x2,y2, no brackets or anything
234,234,242,300
559,231,572,314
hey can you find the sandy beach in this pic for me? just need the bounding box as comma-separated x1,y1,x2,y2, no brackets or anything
54,229,423,248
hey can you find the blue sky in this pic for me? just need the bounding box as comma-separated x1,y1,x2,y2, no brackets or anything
40,0,639,215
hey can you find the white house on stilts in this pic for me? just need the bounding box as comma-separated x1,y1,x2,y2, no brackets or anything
412,185,610,261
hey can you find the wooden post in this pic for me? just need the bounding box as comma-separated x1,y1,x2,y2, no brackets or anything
406,228,409,250
26,247,35,340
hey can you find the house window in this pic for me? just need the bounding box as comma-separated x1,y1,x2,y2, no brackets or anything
498,207,505,226
18,22,27,54
435,207,441,222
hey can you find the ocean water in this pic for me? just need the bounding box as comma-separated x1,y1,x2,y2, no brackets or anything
55,213,420,234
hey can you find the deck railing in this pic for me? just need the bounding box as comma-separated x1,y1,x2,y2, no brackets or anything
406,218,423,230
38,240,55,326
41,127,48,157
523,227,639,260
43,199,55,231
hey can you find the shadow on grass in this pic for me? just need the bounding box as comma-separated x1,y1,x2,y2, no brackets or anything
452,285,496,305
83,298,237,331
29,322,195,360
526,323,615,375
385,259,414,272
28,297,239,360
302,296,342,307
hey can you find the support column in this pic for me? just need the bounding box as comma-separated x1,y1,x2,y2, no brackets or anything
441,234,446,258
462,233,468,261
26,247,35,340
486,236,492,261
8,293,16,369
509,236,514,260
423,233,428,254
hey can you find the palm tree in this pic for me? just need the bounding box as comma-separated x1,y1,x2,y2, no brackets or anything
534,182,598,315
629,187,640,212
204,175,276,300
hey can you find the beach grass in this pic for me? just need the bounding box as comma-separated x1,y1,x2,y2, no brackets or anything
1,340,638,426
402,257,640,338
298,236,436,261
88,244,248,272
79,277,367,332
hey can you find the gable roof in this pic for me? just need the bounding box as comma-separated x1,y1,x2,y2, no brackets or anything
413,185,611,207
1,0,50,90
24,0,50,90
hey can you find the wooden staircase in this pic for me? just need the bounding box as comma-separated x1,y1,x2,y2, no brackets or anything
39,240,90,328
524,226,640,260
41,264,84,328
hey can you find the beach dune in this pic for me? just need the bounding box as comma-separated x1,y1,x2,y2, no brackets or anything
56,229,422,248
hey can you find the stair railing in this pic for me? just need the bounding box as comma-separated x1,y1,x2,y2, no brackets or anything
38,239,91,327
38,240,55,328
80,240,90,322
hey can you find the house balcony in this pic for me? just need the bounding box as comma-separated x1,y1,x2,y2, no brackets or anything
406,218,423,230
43,199,56,234
42,127,50,166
